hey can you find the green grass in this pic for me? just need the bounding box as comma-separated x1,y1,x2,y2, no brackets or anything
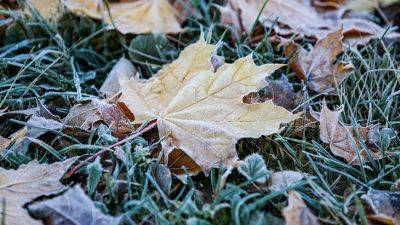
1,1,400,225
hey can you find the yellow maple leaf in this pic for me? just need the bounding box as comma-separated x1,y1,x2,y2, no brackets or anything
107,0,181,34
120,37,298,174
63,0,181,34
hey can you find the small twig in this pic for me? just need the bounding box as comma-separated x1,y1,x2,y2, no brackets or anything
65,120,157,178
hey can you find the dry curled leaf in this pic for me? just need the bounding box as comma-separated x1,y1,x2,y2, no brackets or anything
0,158,76,225
282,191,320,225
28,185,121,225
64,98,134,138
120,37,298,175
361,189,400,225
284,29,354,93
244,76,303,111
64,0,182,34
311,103,383,164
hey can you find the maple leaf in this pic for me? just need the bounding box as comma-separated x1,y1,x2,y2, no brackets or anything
63,0,182,34
310,103,383,164
0,158,76,225
120,37,298,174
28,185,121,225
284,29,354,93
282,191,320,225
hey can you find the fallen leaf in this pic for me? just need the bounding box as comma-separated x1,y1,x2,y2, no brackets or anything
120,37,298,174
244,76,303,111
310,103,383,164
219,0,331,38
269,170,305,192
345,0,398,12
342,18,400,46
64,98,134,138
0,136,11,152
361,189,400,225
107,0,182,34
0,158,76,225
8,115,64,154
36,98,61,122
63,0,103,19
28,185,121,225
152,164,172,196
284,29,354,93
100,58,137,97
282,191,320,225
64,0,182,34
28,0,60,19
219,0,398,45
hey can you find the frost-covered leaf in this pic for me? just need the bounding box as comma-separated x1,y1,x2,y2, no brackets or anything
0,158,76,225
311,103,384,164
28,185,121,225
269,171,305,192
238,153,270,183
152,164,172,196
64,0,182,34
64,98,134,138
361,189,400,225
120,37,298,174
282,191,320,225
100,58,137,97
284,29,354,94
219,0,399,45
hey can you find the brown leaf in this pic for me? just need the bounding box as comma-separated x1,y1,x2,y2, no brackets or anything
0,136,11,152
36,98,61,121
28,185,121,225
361,189,400,225
311,103,383,164
284,29,354,93
64,99,134,138
0,158,76,225
219,0,398,45
282,191,320,225
265,76,303,111
243,76,303,112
